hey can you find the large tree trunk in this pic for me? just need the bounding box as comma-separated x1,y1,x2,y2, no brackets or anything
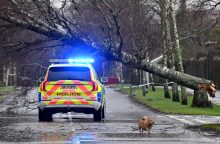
170,0,187,105
117,51,214,91
192,90,212,108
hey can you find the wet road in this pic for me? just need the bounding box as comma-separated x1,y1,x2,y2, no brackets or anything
0,88,220,143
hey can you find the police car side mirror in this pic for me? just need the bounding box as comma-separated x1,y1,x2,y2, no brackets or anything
39,77,45,83
101,77,108,83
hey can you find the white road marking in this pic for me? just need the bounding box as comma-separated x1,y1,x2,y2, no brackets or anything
194,119,208,124
156,115,167,118
167,115,220,125
167,115,195,125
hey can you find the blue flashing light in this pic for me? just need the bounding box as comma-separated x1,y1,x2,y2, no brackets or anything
38,92,41,102
97,92,102,102
68,58,94,63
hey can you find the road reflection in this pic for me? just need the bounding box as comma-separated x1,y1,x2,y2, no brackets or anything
69,133,98,144
42,132,99,144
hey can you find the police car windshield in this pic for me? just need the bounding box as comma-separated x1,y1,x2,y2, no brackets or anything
47,67,91,81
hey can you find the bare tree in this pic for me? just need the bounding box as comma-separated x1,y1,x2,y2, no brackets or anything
160,0,171,99
169,0,182,103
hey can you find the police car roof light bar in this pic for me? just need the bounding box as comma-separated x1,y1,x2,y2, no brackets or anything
68,58,94,63
49,59,94,64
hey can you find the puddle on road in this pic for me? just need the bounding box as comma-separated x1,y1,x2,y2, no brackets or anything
40,132,186,143
102,132,184,138
41,132,101,143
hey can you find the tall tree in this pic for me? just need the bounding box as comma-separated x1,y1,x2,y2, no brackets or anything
160,0,180,101
160,0,171,99
169,0,186,104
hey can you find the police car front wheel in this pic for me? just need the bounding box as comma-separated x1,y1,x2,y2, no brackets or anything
93,107,103,122
38,108,53,122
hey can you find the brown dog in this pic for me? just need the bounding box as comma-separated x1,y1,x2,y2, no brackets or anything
138,116,154,134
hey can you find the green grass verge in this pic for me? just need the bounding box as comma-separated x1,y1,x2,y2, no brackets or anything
199,124,220,132
108,84,131,89
119,86,220,116
0,86,15,103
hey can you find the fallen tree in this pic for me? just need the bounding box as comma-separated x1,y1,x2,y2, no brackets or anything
0,0,217,99
102,49,217,97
